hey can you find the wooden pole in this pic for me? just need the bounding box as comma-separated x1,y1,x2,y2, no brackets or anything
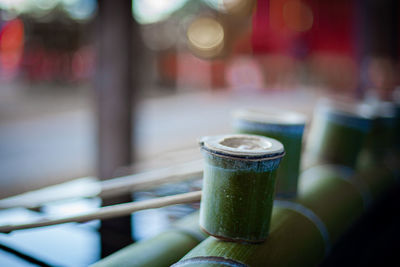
356,0,399,99
0,191,202,233
95,0,138,257
0,160,203,210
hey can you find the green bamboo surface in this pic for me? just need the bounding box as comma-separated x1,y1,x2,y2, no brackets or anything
297,166,365,244
306,107,371,168
365,117,396,158
173,160,396,267
394,104,400,149
356,152,397,199
200,142,283,243
91,212,206,267
362,102,397,160
200,153,280,242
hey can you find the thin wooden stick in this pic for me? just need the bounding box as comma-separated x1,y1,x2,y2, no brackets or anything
0,191,202,233
99,159,203,198
0,160,203,210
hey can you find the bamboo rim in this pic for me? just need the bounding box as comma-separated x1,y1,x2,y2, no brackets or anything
274,200,331,255
199,134,285,160
173,256,248,267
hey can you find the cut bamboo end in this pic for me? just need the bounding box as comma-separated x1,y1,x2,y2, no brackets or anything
199,134,284,242
199,134,285,159
173,256,248,267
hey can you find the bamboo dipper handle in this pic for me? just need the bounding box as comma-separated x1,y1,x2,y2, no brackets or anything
0,191,202,233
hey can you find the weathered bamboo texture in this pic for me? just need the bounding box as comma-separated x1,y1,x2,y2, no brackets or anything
91,212,207,267
199,134,285,243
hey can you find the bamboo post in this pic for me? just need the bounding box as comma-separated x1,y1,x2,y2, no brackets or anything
394,103,400,151
91,212,207,267
359,101,397,162
232,108,306,198
198,134,285,243
306,99,372,168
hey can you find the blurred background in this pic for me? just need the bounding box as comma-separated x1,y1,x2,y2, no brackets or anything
0,0,398,266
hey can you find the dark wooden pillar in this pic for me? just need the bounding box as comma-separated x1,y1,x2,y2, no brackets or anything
355,0,399,98
95,0,138,257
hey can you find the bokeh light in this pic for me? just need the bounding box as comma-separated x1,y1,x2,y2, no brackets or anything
187,17,224,59
226,56,264,92
132,0,188,24
0,19,24,78
0,0,96,20
33,0,58,11
283,0,313,32
204,0,255,17
63,0,97,21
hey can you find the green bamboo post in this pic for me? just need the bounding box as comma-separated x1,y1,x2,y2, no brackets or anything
394,103,400,151
199,134,285,243
232,108,306,198
306,99,372,168
172,161,396,267
355,155,397,200
360,101,397,160
392,102,400,176
91,212,207,267
356,101,399,185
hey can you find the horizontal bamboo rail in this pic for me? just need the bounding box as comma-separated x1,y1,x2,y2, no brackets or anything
0,191,202,233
